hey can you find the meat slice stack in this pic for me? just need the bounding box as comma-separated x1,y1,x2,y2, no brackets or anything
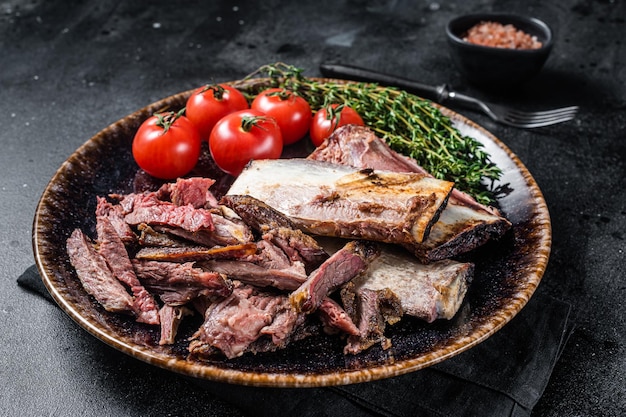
67,177,244,344
66,178,373,358
67,228,136,314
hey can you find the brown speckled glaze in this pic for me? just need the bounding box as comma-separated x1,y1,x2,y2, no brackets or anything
32,79,551,387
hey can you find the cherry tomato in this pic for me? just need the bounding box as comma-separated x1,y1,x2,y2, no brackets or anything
251,88,312,145
310,104,365,147
132,111,202,180
209,109,283,176
185,84,249,140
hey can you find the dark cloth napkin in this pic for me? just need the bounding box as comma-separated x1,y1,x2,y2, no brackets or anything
18,264,574,417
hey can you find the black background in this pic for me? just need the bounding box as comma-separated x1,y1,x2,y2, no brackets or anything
2,0,625,415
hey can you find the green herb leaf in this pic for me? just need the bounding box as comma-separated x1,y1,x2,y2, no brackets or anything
243,63,503,205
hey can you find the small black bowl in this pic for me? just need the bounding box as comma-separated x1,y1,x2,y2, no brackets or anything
446,13,553,88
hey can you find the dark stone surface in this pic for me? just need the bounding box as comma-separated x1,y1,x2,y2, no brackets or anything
1,0,624,416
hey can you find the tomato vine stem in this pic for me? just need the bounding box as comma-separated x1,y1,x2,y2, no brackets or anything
240,115,272,133
154,109,183,134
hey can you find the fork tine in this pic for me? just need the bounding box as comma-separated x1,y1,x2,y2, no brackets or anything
503,113,578,128
506,109,579,121
505,112,577,124
505,111,579,125
505,106,579,120
503,112,576,123
446,89,578,128
504,108,579,125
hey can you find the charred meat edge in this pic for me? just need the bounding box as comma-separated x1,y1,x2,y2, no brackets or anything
226,158,454,246
290,240,380,314
308,124,511,262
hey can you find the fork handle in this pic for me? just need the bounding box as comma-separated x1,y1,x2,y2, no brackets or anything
319,63,449,102
319,63,485,111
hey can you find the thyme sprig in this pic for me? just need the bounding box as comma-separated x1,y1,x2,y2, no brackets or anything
244,63,502,205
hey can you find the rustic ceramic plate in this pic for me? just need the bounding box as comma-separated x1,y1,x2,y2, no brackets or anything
32,78,550,387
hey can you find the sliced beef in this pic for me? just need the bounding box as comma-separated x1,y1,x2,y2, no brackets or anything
220,194,300,230
221,194,329,272
134,243,257,263
290,240,380,314
249,239,294,270
261,227,328,274
66,229,133,313
120,192,214,232
308,124,511,262
132,260,233,304
341,284,403,355
317,297,360,336
247,313,316,355
95,196,136,243
196,232,314,292
257,300,304,348
200,259,307,291
309,124,429,175
152,287,210,306
152,211,254,247
189,282,301,359
208,211,255,245
158,304,193,345
158,177,218,208
137,223,189,247
96,216,160,325
68,169,471,357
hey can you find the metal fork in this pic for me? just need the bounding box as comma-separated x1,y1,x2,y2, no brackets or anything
440,89,579,128
319,63,579,129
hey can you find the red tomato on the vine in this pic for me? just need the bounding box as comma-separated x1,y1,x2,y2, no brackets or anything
310,104,365,147
209,109,283,176
132,111,202,180
251,88,312,145
185,84,249,140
